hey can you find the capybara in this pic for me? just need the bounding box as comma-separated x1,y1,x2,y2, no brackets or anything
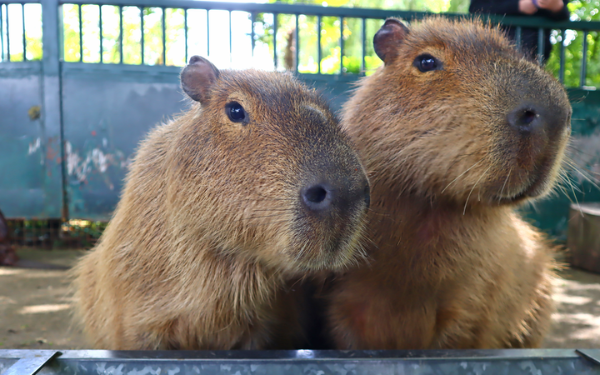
326,17,571,349
73,56,370,350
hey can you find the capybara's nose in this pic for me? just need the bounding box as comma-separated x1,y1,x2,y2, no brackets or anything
507,103,569,136
301,179,370,214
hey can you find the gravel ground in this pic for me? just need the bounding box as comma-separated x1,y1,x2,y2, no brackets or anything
1,249,599,350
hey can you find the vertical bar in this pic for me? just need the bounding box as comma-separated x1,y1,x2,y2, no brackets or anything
294,13,298,72
140,6,144,65
6,3,10,61
21,3,26,61
515,26,521,51
537,28,544,65
99,5,103,63
317,15,321,74
580,30,588,88
161,7,166,65
339,16,344,74
273,12,277,70
58,2,63,60
250,12,255,57
559,29,565,84
1,5,4,61
184,8,188,62
78,4,82,62
361,17,366,74
41,0,68,219
228,10,232,63
206,9,209,56
119,5,122,63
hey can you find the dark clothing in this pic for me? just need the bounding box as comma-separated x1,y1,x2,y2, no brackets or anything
469,0,570,62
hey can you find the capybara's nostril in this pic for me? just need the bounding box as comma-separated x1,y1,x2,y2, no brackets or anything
303,184,331,211
508,106,540,133
520,110,536,125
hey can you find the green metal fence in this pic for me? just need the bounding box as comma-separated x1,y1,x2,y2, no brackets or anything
1,1,600,86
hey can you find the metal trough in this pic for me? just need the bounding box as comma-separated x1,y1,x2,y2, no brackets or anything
2,349,600,375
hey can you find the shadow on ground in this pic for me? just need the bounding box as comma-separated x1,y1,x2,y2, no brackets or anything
1,249,599,349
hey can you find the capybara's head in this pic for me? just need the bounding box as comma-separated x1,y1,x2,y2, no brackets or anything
349,17,571,207
169,56,370,272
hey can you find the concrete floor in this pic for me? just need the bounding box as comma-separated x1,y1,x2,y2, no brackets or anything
1,249,600,350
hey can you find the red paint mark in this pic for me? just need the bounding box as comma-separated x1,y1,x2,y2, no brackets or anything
46,143,58,161
56,157,61,164
91,131,97,136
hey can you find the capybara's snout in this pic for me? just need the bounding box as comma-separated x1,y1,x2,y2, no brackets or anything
300,174,370,216
492,66,572,201
506,102,571,137
288,154,370,271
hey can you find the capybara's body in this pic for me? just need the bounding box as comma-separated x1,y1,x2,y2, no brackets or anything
326,18,571,349
73,57,370,350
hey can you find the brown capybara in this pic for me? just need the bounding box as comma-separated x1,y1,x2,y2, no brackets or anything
325,17,571,349
73,56,370,350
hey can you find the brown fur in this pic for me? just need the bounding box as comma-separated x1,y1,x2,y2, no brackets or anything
326,17,572,349
72,60,369,350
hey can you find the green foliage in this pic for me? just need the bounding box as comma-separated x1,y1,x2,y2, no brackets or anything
546,1,600,87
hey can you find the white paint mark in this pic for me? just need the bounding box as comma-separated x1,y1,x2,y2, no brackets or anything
28,137,41,155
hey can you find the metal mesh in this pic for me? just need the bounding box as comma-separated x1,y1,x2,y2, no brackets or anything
6,219,106,249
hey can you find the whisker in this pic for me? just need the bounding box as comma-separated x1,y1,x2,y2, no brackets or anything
442,158,486,194
463,164,492,215
498,167,512,203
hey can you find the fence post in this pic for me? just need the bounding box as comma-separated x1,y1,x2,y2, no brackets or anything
41,0,68,221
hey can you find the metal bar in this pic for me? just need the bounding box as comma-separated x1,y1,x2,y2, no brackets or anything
537,27,544,65
339,16,343,74
139,6,143,64
78,4,82,62
99,4,102,63
140,7,146,65
294,13,298,72
21,2,25,60
3,351,60,375
0,5,4,61
250,11,254,57
228,9,231,63
515,26,521,51
361,17,366,74
41,0,68,219
118,4,122,63
51,0,600,30
206,9,209,56
317,14,321,74
184,8,187,62
559,29,565,84
272,12,277,69
580,30,588,88
161,6,165,64
58,1,63,59
6,2,9,61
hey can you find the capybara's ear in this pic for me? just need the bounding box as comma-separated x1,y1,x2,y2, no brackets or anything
180,56,220,104
374,18,409,65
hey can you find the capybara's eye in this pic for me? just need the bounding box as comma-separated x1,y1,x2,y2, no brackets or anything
414,54,440,72
226,102,246,123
